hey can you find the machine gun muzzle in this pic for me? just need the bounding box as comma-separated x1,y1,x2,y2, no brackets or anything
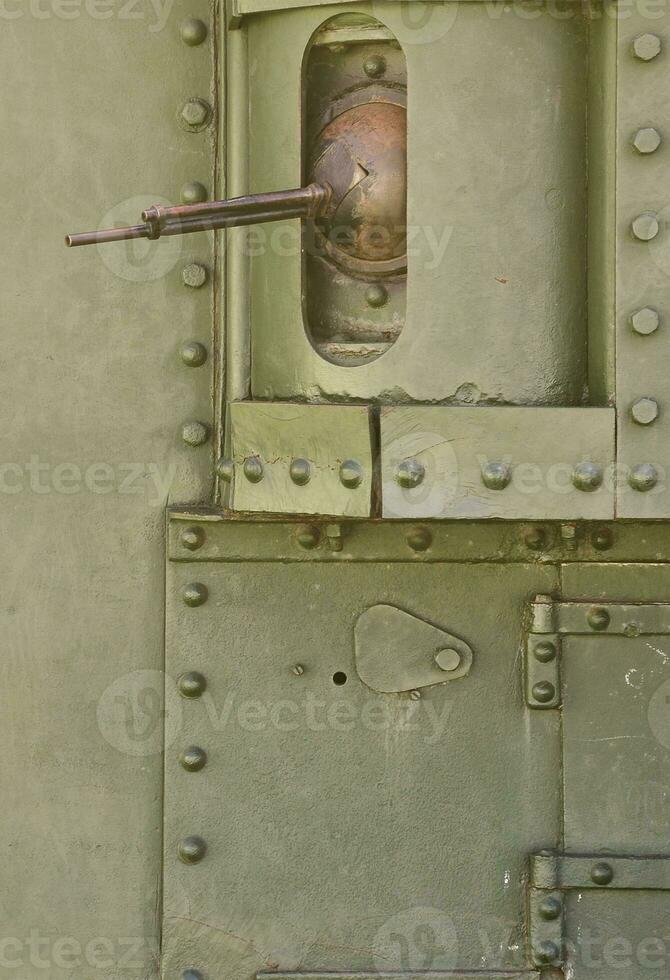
65,183,331,248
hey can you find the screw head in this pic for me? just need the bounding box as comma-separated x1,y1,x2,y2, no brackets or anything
631,397,659,425
363,54,386,78
632,211,659,241
181,181,208,204
365,283,388,307
591,861,614,885
181,526,205,551
629,462,659,492
395,459,425,489
434,648,462,672
531,680,556,704
534,940,561,965
534,641,557,664
587,606,610,631
409,689,422,701
178,835,207,864
182,582,208,607
572,461,603,492
406,527,432,552
180,341,208,367
592,526,614,551
481,461,512,490
177,671,207,699
633,126,662,154
182,263,208,289
292,664,305,676
524,526,547,551
289,458,311,486
243,456,264,483
180,17,208,45
217,458,234,483
182,421,209,447
539,896,562,921
296,525,320,549
339,459,363,489
179,746,207,772
631,307,660,335
179,98,211,130
632,32,662,61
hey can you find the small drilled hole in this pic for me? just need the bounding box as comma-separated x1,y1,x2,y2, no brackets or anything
332,671,347,686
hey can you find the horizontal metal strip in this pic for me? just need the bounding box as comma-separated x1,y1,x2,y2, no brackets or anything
532,852,670,890
555,602,670,635
257,973,539,980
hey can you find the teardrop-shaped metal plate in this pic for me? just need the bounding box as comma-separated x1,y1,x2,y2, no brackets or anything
354,603,474,693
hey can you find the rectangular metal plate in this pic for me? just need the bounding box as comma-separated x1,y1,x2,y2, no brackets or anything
228,401,373,517
256,974,540,979
380,407,615,519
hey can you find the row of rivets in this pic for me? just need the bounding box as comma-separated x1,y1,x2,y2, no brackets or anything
217,457,365,489
395,459,609,493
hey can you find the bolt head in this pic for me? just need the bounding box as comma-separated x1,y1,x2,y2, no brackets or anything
339,459,364,489
289,458,311,486
633,126,662,154
292,664,305,676
434,648,462,672
180,341,208,367
179,746,207,772
631,396,659,425
182,263,208,289
531,680,556,704
632,32,662,61
178,835,207,864
243,456,264,483
539,896,562,921
180,17,208,45
631,211,659,241
177,671,207,699
363,54,386,78
524,526,547,551
631,306,660,335
406,527,432,552
409,689,422,701
181,526,205,551
182,421,209,447
572,461,603,492
481,461,512,490
179,98,211,130
395,458,425,489
592,526,614,551
182,582,208,607
534,641,557,664
296,525,320,549
629,462,659,492
181,181,208,204
534,940,561,965
216,458,234,483
591,861,614,885
366,283,388,307
587,606,610,631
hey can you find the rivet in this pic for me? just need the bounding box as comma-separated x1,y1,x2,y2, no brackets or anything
292,664,305,676
182,263,208,289
366,283,388,308
406,527,432,552
591,861,614,885
481,461,512,490
633,126,662,154
395,459,425,489
631,211,659,241
632,33,662,61
629,462,658,491
181,526,205,551
216,458,234,483
179,746,207,772
434,648,461,672
531,680,556,704
624,621,641,638
409,689,422,700
363,54,386,78
179,98,211,131
243,456,264,483
182,582,208,607
180,17,208,46
177,671,207,699
289,458,311,486
631,396,659,425
180,341,208,366
524,526,547,551
630,307,660,335
178,835,207,864
339,459,363,489
181,181,208,204
181,421,209,447
538,896,562,921
587,607,610,631
534,641,557,664
182,970,204,980
534,940,560,964
296,525,320,549
592,526,614,551
572,461,603,492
